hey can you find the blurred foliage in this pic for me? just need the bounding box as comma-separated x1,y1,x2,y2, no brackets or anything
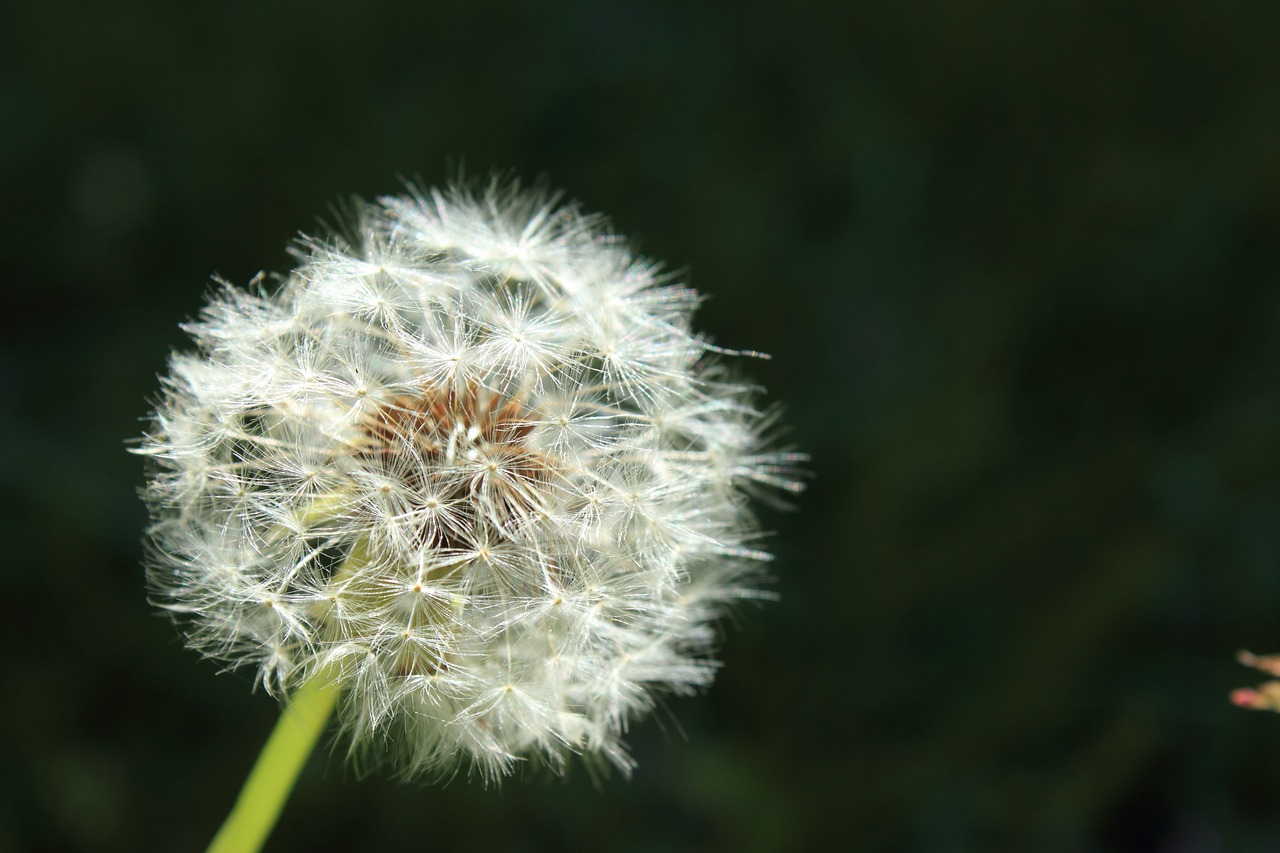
3,0,1280,850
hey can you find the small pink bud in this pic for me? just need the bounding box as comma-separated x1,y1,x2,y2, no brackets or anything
1231,688,1262,709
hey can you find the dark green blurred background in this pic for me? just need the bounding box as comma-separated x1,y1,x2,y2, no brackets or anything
4,1,1280,850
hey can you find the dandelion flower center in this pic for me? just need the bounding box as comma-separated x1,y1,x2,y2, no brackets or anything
357,383,553,549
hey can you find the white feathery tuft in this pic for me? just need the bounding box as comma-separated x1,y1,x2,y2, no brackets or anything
137,179,805,780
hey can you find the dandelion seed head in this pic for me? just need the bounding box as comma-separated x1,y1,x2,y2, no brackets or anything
138,179,805,780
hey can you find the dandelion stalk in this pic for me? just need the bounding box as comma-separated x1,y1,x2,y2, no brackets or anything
208,668,340,853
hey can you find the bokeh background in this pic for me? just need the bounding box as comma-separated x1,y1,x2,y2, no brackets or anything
4,1,1280,850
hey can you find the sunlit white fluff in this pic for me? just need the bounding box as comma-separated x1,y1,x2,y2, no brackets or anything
138,180,804,780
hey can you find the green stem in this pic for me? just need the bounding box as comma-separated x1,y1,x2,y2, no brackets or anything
207,669,341,853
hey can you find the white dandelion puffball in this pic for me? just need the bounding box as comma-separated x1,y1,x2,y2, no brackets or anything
139,180,804,779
